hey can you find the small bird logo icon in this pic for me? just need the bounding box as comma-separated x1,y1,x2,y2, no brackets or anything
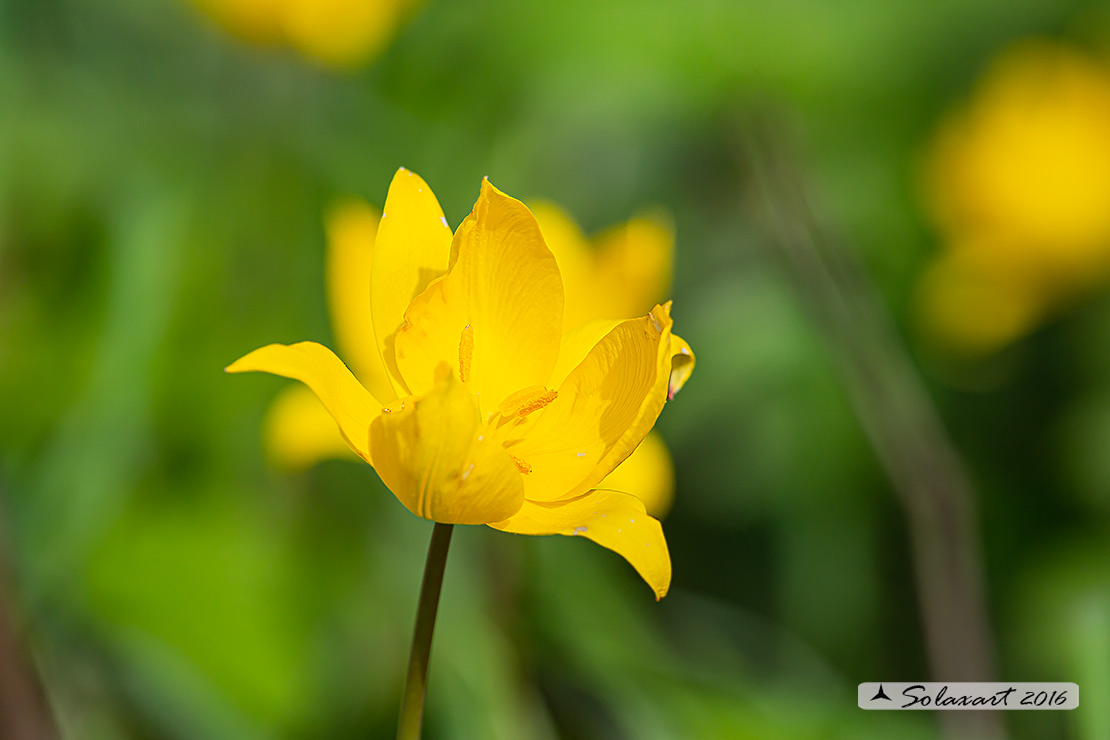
871,684,892,701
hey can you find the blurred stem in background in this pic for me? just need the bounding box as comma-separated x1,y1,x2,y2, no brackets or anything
0,505,59,740
737,113,1005,740
397,522,454,740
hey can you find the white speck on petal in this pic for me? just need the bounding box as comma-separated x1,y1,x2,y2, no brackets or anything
576,452,586,458
601,514,607,518
461,464,474,481
650,313,664,333
680,347,691,355
617,528,622,533
629,518,635,524
477,434,484,442
440,216,449,228
573,526,588,535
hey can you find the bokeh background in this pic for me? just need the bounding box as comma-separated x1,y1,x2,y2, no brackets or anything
2,0,1110,739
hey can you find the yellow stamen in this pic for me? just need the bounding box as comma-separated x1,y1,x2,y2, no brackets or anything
509,454,533,475
497,385,558,418
458,324,473,383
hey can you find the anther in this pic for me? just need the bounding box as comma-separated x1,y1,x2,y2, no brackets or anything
509,454,533,475
458,324,473,383
497,385,557,418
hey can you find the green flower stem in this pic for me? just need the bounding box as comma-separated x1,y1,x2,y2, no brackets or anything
397,522,454,740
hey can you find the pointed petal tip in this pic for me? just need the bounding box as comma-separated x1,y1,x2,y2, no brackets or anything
649,303,675,336
478,176,513,202
651,301,674,321
221,341,381,465
491,490,670,600
224,350,266,374
388,166,430,190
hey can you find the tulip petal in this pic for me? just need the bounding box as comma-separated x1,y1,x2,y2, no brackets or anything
370,370,524,524
598,432,675,518
489,490,671,600
500,305,673,502
226,342,381,465
668,333,695,399
591,213,674,321
529,201,595,332
586,305,677,490
263,385,356,470
394,179,563,412
325,198,396,402
371,168,453,396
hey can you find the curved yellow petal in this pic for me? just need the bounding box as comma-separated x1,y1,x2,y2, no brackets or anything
325,198,396,402
489,490,671,600
369,370,525,524
226,342,380,465
598,432,675,519
501,305,674,502
668,332,695,399
263,385,356,470
591,212,674,321
584,305,678,488
394,179,564,412
551,316,693,402
371,168,453,396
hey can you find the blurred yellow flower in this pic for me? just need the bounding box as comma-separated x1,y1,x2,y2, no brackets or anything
229,170,694,598
918,40,1110,354
190,0,419,68
262,189,693,520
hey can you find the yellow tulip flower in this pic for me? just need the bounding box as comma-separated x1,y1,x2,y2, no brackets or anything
228,170,694,599
189,0,419,68
918,40,1110,354
263,190,692,520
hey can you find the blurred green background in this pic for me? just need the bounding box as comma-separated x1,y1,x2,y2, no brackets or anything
2,0,1110,738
